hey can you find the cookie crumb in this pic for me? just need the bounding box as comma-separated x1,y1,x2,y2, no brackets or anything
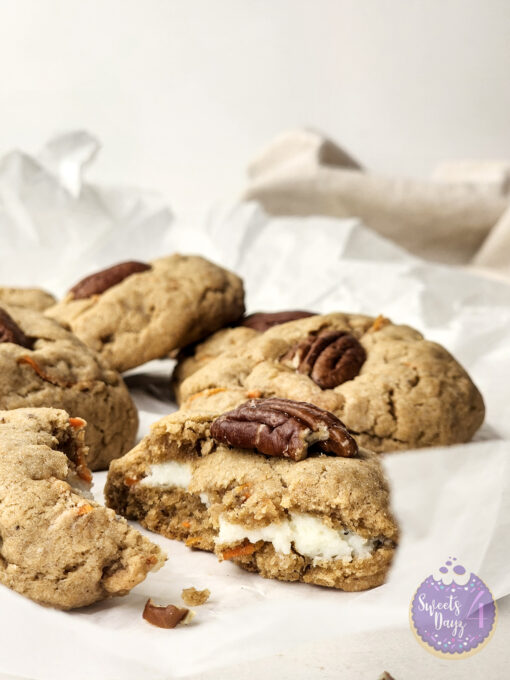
181,587,211,606
378,672,396,680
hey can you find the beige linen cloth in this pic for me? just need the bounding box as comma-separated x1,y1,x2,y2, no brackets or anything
244,129,510,279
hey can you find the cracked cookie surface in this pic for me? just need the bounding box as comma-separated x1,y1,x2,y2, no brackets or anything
173,311,315,392
0,305,138,470
47,254,245,372
177,313,485,452
0,408,164,609
105,406,398,591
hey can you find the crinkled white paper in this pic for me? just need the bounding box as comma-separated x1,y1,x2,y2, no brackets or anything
0,134,509,680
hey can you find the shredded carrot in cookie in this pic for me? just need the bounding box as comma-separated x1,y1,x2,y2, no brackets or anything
246,390,262,399
76,462,93,484
369,315,390,332
69,417,86,429
76,503,94,516
17,355,72,388
186,387,226,404
221,541,257,561
234,483,252,500
185,536,202,547
181,521,191,528
124,475,140,486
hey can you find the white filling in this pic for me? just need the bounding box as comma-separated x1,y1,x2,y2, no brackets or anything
217,513,375,564
140,460,192,488
199,492,211,507
140,461,212,507
139,462,376,564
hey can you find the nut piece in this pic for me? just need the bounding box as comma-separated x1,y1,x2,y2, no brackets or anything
210,397,358,461
285,330,366,389
0,308,32,348
241,310,315,333
181,587,211,606
142,598,193,629
69,261,151,299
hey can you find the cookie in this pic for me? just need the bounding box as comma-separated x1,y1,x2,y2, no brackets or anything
174,326,258,393
0,408,164,609
105,399,398,591
173,310,315,395
0,287,56,312
0,305,138,470
46,255,245,372
177,313,485,452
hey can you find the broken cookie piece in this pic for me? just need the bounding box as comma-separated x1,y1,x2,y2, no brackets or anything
0,408,165,609
181,587,210,606
105,401,398,591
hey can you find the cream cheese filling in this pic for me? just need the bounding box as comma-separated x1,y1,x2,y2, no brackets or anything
140,461,375,563
217,513,375,564
140,460,211,506
140,460,192,488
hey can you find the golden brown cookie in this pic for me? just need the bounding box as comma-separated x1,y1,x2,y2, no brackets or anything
173,310,315,395
46,255,245,372
105,400,398,591
177,313,485,453
0,408,164,609
0,287,56,312
0,305,138,470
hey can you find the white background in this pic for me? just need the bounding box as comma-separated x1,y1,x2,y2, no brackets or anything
1,0,510,221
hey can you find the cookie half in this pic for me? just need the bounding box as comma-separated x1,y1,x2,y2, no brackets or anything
105,401,398,591
177,313,485,452
0,305,138,470
46,255,245,372
0,408,165,609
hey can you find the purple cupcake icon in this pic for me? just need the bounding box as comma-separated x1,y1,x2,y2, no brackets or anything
410,558,497,658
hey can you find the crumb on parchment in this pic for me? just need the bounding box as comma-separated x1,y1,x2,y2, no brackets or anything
181,587,211,606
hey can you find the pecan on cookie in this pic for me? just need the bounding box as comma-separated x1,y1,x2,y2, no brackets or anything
283,330,366,389
210,397,357,460
70,261,152,299
0,307,32,348
47,255,245,373
241,310,315,332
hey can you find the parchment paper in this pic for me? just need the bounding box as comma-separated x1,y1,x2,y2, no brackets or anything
0,134,509,679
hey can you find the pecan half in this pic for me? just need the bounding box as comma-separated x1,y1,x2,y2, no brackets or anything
210,397,357,460
241,310,315,332
69,261,151,299
142,599,191,629
0,308,32,348
285,330,366,389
